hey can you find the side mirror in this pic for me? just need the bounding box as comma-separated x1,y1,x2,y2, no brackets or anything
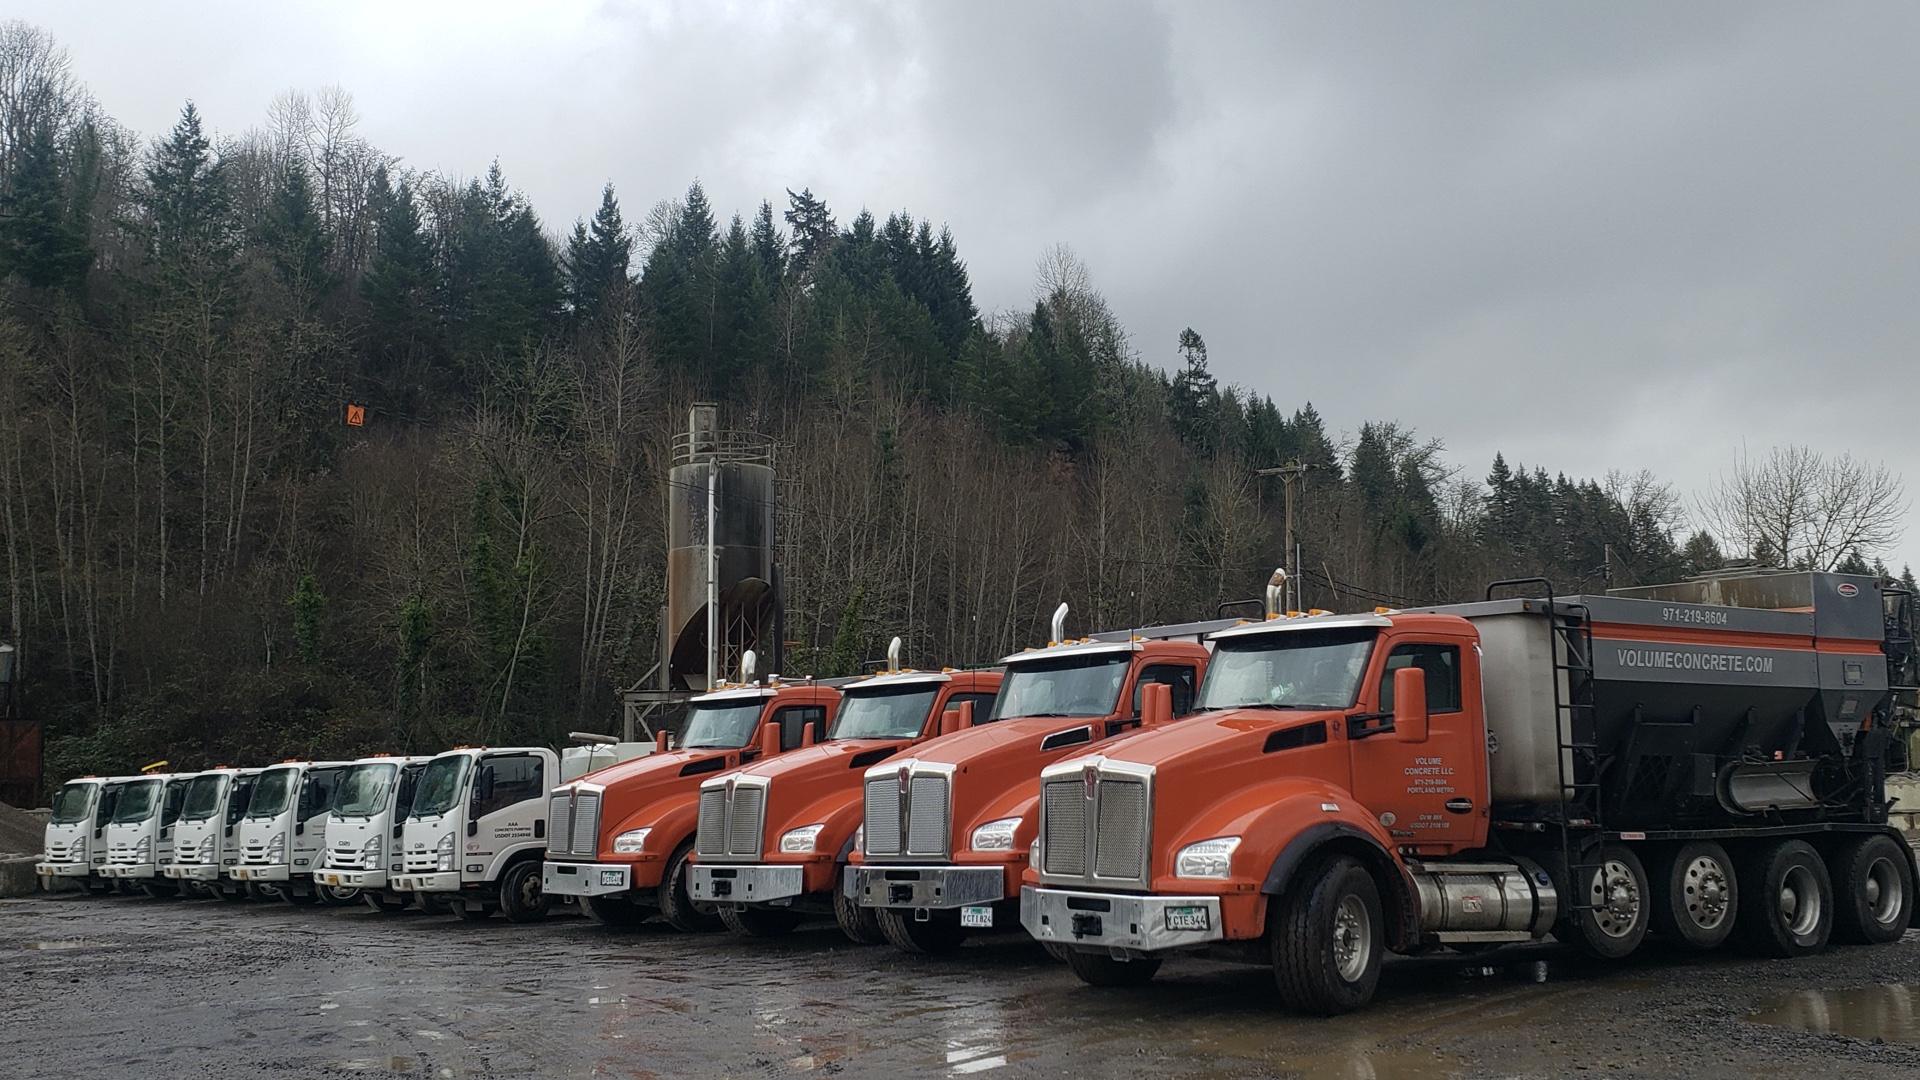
1393,667,1429,744
759,718,781,757
391,823,403,839
1141,682,1173,729
466,819,478,837
655,729,673,754
938,702,972,737
295,822,305,836
224,826,232,838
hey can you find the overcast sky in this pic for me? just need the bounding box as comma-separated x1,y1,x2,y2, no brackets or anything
22,1,1920,570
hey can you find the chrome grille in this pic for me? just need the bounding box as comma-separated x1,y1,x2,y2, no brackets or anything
1093,779,1148,880
905,775,949,857
1040,779,1087,877
546,793,573,856
863,776,901,857
727,786,764,857
569,792,601,857
695,789,726,856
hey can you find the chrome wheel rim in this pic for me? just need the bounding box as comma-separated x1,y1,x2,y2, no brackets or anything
1778,865,1822,938
1682,854,1731,931
1865,856,1903,928
1332,894,1372,983
1590,859,1642,939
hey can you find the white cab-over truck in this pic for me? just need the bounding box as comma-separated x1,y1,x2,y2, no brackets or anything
161,767,262,899
227,760,351,903
99,773,192,897
313,754,434,913
391,746,558,921
37,775,136,893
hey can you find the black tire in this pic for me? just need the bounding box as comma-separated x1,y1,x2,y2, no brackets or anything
138,880,179,899
1650,841,1738,950
1829,834,1912,946
215,883,248,902
718,904,802,937
281,883,319,906
1042,942,1071,962
1063,947,1161,988
1561,843,1650,960
499,861,550,923
1738,839,1833,958
452,900,494,921
316,883,362,906
82,878,114,896
1272,855,1385,1015
363,890,411,915
243,882,272,902
415,891,452,915
583,894,652,927
876,907,969,955
658,842,723,933
835,889,888,945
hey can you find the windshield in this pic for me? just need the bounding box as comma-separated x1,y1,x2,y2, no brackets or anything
990,653,1131,720
110,779,162,824
829,686,941,740
246,768,298,818
410,755,472,818
50,783,94,824
1196,629,1378,710
180,774,228,821
335,763,398,818
680,700,768,749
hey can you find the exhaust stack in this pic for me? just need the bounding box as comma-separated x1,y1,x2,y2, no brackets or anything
887,636,902,671
1265,569,1288,618
1050,603,1069,644
742,649,757,683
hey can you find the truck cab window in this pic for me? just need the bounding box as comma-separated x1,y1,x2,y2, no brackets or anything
227,776,257,824
1378,643,1462,713
948,692,998,725
298,767,347,820
775,705,828,750
1133,664,1198,716
161,780,191,827
474,755,544,818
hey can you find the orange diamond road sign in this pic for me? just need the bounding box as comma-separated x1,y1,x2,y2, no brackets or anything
346,404,365,427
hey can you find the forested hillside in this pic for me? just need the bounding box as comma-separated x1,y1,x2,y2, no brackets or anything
0,23,1838,778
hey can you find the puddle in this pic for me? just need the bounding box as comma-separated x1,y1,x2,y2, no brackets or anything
21,940,95,950
1750,984,1920,1044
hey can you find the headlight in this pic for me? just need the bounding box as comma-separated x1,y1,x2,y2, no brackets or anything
436,831,455,871
362,836,383,859
612,828,651,854
779,824,826,853
267,833,285,858
1174,837,1241,880
134,836,152,858
969,817,1021,852
198,836,215,858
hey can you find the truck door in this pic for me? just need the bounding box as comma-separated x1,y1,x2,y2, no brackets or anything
775,705,829,750
1131,664,1199,719
159,780,190,865
466,753,547,879
294,767,346,871
1347,639,1489,853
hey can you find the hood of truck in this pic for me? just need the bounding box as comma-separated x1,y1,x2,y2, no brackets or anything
568,747,744,854
733,737,912,858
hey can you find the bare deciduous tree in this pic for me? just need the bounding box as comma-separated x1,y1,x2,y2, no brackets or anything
1700,446,1907,571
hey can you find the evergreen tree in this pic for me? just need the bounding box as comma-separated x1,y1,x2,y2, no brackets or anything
641,181,719,382
711,214,772,384
1168,328,1216,451
143,102,239,304
360,171,436,371
564,183,631,331
0,120,92,293
289,572,326,665
257,161,336,310
749,200,786,284
783,186,835,273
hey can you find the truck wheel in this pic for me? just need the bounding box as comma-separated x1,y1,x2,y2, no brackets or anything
139,880,179,900
364,890,411,915
281,884,319,906
415,891,452,915
1651,841,1738,950
1064,948,1161,988
1042,942,1071,962
1271,855,1384,1014
876,907,969,955
215,883,247,902
1562,844,1650,959
658,842,723,933
1828,834,1911,946
583,895,651,927
243,882,272,902
1739,839,1833,958
316,883,362,906
835,889,888,945
499,861,551,923
719,904,802,937
452,900,494,921
82,878,113,896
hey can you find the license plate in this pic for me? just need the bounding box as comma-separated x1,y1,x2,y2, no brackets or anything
960,905,994,928
599,870,624,887
1164,905,1210,933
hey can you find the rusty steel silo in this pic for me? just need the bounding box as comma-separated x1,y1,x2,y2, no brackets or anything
664,404,780,692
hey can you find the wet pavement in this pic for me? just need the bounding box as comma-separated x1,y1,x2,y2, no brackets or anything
3,892,1919,1079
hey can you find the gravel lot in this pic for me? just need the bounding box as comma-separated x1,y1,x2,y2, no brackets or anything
2,891,1917,1079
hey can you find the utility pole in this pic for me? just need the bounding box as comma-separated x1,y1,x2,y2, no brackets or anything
1255,461,1321,611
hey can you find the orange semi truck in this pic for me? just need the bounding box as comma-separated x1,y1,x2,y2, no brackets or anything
542,673,845,930
688,643,1002,941
847,606,1232,953
1021,571,1919,1014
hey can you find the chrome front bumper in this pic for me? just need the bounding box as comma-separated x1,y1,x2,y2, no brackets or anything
35,861,89,878
163,864,220,881
688,864,805,904
228,864,290,882
543,861,631,898
848,865,1006,909
391,871,459,893
313,867,386,889
1020,886,1223,953
100,863,156,879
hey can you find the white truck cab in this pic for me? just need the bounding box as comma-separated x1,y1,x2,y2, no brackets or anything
392,746,557,922
161,767,262,899
99,773,192,896
227,760,351,903
37,776,137,893
312,754,433,913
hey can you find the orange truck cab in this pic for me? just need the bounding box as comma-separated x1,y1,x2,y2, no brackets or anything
1021,574,1920,1015
847,613,1230,954
688,650,1002,941
542,678,844,930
